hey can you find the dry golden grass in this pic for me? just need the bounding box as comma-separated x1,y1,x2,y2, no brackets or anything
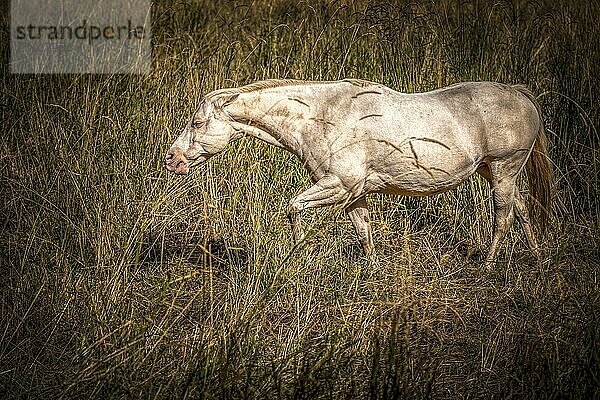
1,1,599,398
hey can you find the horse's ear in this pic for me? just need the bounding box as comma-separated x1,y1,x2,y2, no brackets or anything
217,93,239,109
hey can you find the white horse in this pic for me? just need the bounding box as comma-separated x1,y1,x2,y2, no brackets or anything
166,79,552,264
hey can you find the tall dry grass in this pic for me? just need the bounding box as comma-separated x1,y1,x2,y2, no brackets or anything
1,0,599,398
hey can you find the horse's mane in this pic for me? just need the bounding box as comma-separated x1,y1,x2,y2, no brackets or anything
204,78,375,101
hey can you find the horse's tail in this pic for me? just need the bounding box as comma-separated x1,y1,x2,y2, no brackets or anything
513,85,553,233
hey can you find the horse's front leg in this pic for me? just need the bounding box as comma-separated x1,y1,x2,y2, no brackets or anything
287,174,352,244
287,209,304,243
346,197,374,254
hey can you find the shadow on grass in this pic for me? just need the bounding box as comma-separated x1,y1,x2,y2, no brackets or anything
138,225,249,272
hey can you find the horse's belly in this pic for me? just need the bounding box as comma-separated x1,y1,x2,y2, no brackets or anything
366,154,480,196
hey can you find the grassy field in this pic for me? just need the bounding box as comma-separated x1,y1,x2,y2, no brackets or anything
1,0,599,398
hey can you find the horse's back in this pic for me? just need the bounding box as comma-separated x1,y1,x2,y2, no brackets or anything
351,82,540,195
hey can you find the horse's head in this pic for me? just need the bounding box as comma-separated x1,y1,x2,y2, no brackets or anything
166,94,240,174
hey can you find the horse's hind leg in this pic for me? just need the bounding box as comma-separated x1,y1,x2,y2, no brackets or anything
346,197,374,254
485,162,518,265
478,162,539,264
513,190,540,259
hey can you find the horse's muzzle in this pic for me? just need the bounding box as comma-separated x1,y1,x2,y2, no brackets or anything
165,147,190,175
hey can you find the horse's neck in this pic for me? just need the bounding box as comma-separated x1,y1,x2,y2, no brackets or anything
225,90,306,153
227,120,286,149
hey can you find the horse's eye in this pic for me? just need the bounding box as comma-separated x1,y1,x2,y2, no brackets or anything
191,121,204,129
